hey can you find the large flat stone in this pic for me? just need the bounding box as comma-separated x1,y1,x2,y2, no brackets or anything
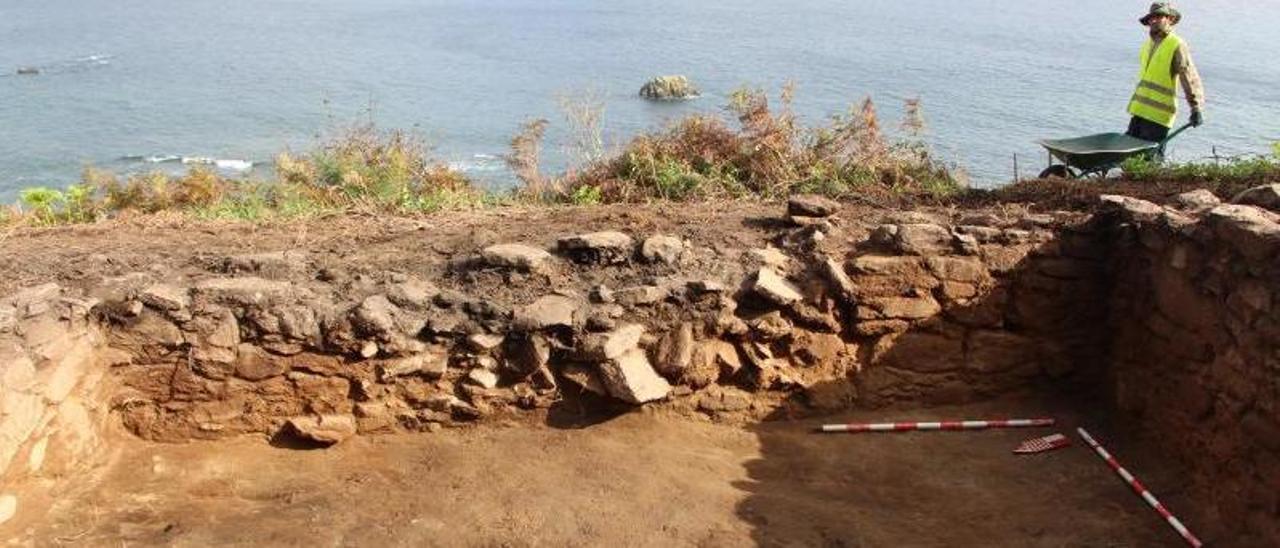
875,331,964,373
581,324,645,361
1206,205,1280,261
857,295,942,320
788,194,840,217
598,349,671,404
480,244,552,272
557,231,635,264
139,284,190,311
192,277,294,305
1100,194,1163,222
286,414,357,445
752,268,803,305
1232,184,1280,212
513,295,580,331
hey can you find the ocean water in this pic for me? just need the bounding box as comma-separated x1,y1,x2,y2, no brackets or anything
2,0,1278,202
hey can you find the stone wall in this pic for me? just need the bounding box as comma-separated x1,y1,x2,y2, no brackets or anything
1,198,1104,450
1099,190,1280,545
2,188,1275,537
0,284,111,522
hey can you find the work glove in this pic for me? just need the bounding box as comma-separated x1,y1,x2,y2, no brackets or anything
1190,110,1203,127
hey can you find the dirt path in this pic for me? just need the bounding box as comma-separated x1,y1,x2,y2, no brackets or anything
5,398,1187,547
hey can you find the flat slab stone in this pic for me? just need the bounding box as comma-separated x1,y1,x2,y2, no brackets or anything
513,295,580,331
192,277,294,305
481,244,552,272
582,324,645,361
287,415,357,445
788,194,840,217
140,284,190,311
752,267,803,305
598,349,671,404
557,231,635,264
1232,184,1280,212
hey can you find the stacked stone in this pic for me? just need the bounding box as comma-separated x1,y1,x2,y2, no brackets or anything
1099,187,1280,545
0,196,1134,447
0,284,105,525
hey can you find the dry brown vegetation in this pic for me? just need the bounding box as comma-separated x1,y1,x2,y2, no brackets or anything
23,85,1278,227
544,86,964,205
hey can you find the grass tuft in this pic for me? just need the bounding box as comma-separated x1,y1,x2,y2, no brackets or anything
1120,150,1280,196
3,124,482,227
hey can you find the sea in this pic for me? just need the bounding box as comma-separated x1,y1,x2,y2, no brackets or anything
2,0,1278,202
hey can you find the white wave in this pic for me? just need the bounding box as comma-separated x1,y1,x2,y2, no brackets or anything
448,153,506,173
145,155,181,163
181,156,215,165
18,54,117,76
214,159,253,171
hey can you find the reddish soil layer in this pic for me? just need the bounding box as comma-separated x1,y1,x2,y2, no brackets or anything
5,399,1184,547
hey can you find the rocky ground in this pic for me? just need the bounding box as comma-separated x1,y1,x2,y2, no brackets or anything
2,193,1108,446
2,182,1276,546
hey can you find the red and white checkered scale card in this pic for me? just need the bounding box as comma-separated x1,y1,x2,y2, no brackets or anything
1013,433,1071,454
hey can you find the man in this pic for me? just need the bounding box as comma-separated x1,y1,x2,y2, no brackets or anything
1126,2,1205,142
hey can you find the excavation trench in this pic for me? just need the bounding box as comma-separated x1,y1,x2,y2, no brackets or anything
1,195,1277,544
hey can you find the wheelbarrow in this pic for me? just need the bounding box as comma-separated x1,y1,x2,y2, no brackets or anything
1036,123,1192,178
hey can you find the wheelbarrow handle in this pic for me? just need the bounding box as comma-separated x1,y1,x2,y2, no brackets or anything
1156,122,1194,158
1161,122,1194,147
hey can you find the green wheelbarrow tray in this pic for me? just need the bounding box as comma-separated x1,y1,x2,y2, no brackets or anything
1036,123,1192,178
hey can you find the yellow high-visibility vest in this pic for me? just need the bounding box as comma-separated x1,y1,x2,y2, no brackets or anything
1128,34,1182,128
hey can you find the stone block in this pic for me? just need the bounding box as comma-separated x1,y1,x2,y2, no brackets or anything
653,322,695,377
192,277,294,306
1207,205,1280,261
875,331,964,373
965,330,1039,373
751,268,803,306
892,224,955,255
286,414,356,445
557,231,635,264
925,256,990,283
1232,184,1280,212
788,194,840,217
598,349,671,404
139,284,189,311
640,235,684,264
513,295,580,331
480,243,552,272
857,295,941,320
581,324,645,361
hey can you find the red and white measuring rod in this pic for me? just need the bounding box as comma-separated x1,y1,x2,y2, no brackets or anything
818,418,1054,433
1076,427,1203,548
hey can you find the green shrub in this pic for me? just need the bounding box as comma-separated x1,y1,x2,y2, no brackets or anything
20,187,66,225
1120,155,1158,179
569,184,602,205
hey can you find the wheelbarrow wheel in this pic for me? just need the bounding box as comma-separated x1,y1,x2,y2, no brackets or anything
1038,165,1073,179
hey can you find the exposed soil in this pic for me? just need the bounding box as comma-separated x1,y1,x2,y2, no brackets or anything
0,179,1241,297
0,202,786,297
6,190,1259,546
3,398,1188,547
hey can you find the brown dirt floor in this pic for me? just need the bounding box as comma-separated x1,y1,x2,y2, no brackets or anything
4,397,1192,547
